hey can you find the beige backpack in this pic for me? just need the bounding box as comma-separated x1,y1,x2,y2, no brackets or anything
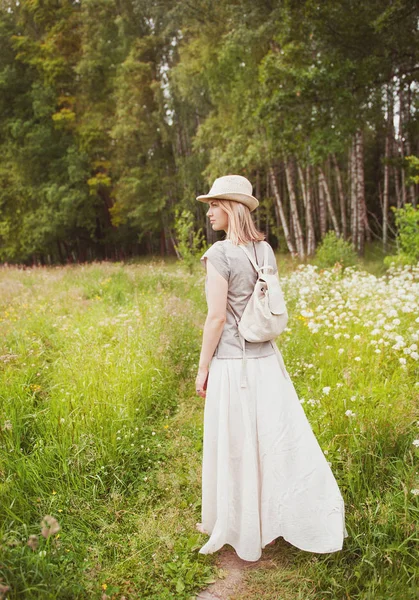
227,241,290,387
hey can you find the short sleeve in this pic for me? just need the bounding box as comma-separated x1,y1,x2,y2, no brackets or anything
200,241,230,282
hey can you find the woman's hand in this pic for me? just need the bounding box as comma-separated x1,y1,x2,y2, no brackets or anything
195,367,209,399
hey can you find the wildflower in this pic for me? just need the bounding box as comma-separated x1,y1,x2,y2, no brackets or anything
151,431,156,436
354,357,361,362
102,584,108,591
345,409,356,417
411,352,419,361
322,387,331,395
412,440,419,448
40,515,60,538
411,489,419,496
163,425,169,429
52,490,57,495
399,358,407,365
3,420,12,431
27,534,39,551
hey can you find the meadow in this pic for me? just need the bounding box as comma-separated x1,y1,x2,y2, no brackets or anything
0,254,418,599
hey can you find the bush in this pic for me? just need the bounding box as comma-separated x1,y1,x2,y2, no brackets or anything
384,204,419,268
314,230,358,268
173,209,208,273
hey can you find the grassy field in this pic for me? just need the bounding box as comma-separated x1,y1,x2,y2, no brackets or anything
0,252,418,599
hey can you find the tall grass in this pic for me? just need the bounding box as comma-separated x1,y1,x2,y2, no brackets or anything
0,257,418,599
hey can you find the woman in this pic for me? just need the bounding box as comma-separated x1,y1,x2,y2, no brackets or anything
194,174,348,562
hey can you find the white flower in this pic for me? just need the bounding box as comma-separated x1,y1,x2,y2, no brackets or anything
375,349,381,353
412,440,419,447
399,358,407,365
345,409,356,417
392,318,401,325
411,352,419,361
322,387,331,395
354,357,361,362
354,335,361,340
338,348,344,354
411,489,419,496
151,431,156,436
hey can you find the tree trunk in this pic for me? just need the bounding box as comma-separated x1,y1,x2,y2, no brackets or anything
383,128,390,251
398,81,407,206
268,166,296,256
305,165,316,255
404,81,416,207
350,140,358,248
354,129,366,255
318,166,341,236
297,163,307,209
332,153,347,240
318,170,327,239
284,159,305,258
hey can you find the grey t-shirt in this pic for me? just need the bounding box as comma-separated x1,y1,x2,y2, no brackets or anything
200,239,278,359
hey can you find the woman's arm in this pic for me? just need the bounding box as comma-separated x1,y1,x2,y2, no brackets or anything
195,259,228,397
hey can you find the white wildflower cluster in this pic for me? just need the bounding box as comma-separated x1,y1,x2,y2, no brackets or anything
282,263,419,370
280,264,419,422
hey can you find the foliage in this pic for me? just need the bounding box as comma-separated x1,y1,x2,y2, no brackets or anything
405,155,419,185
0,1,418,262
314,231,358,269
384,204,419,267
173,208,207,273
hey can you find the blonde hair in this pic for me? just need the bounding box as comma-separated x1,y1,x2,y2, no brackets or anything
217,199,265,245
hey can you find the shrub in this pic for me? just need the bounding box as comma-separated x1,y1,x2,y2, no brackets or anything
314,231,358,268
384,204,419,268
173,208,207,273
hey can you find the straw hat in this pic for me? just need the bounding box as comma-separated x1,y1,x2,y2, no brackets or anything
196,175,259,212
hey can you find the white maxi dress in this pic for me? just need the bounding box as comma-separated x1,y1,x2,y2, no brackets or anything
198,239,348,562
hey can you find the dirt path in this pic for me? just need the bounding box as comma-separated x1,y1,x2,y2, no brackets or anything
195,545,275,600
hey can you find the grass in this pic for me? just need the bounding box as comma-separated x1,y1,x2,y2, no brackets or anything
0,251,418,599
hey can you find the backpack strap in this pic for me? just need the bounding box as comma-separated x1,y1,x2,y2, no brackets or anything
238,241,272,275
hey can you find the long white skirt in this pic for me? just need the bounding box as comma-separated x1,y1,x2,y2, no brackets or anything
198,353,348,562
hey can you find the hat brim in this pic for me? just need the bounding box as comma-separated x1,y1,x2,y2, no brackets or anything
196,192,259,212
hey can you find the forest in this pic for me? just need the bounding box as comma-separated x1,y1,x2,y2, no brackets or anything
0,0,418,263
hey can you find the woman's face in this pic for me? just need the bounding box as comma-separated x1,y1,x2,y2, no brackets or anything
206,200,229,232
